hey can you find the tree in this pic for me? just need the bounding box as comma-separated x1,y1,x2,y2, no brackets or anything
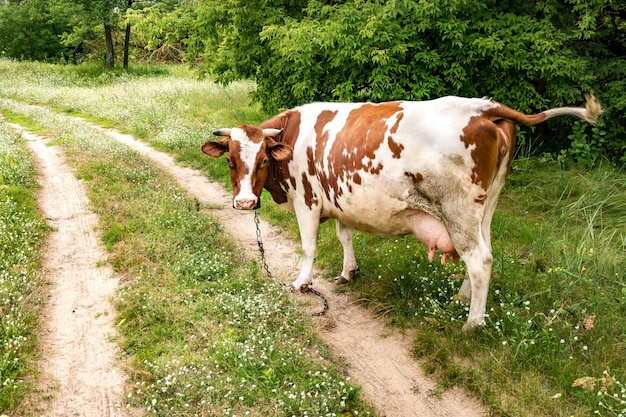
125,0,194,63
123,0,133,69
79,0,127,69
51,0,128,69
186,0,308,82
0,0,77,61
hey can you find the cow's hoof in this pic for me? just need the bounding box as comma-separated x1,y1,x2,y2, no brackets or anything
335,276,349,285
452,293,469,304
289,282,310,292
462,319,486,332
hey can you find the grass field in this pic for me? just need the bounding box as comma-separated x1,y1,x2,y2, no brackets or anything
0,59,625,416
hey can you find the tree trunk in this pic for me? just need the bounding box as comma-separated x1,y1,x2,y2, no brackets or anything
104,23,114,69
123,23,130,69
123,0,133,69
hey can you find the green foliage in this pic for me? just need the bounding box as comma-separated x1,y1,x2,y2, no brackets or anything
186,0,308,83
565,119,609,167
125,1,195,62
258,0,582,107
0,0,74,61
187,0,625,165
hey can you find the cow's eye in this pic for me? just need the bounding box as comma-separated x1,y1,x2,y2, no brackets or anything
226,157,235,168
262,158,270,166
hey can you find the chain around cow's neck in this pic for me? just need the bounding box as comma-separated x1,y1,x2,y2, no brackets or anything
254,210,328,317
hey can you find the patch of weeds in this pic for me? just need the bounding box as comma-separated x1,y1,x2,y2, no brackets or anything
0,122,48,412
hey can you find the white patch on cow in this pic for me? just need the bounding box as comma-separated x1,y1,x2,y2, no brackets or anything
230,127,262,204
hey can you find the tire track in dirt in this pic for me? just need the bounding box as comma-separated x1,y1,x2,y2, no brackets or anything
13,125,130,417
92,125,487,417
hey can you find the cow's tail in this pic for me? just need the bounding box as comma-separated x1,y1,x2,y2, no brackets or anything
488,94,603,126
542,94,603,125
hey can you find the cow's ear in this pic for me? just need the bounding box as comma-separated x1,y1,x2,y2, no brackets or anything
201,139,229,158
266,138,293,161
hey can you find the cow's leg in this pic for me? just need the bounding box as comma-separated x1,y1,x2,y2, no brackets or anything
458,278,472,300
457,206,494,301
459,240,493,329
335,220,358,284
291,206,321,291
444,208,493,329
458,175,506,301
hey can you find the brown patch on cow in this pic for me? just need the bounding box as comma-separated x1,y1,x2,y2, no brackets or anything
311,102,404,210
306,146,316,176
388,136,404,159
225,140,247,198
460,116,500,190
405,172,424,183
240,125,264,143
389,111,404,133
301,172,318,208
260,110,302,205
313,110,340,205
494,120,517,171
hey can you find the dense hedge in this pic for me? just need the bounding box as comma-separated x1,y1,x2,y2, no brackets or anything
188,0,625,165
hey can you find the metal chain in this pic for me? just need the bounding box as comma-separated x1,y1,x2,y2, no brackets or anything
306,286,330,317
254,210,328,317
254,210,273,279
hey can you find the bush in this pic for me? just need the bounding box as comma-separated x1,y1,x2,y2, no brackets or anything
189,0,626,165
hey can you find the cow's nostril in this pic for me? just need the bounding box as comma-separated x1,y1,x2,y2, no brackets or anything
234,199,257,211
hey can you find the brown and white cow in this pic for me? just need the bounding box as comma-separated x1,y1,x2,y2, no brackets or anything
202,95,602,328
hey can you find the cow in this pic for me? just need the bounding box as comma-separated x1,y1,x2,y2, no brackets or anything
201,95,602,329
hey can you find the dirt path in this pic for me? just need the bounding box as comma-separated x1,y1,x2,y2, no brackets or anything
14,126,130,417
94,126,487,417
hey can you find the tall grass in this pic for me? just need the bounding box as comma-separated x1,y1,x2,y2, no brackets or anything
1,59,625,416
0,121,48,412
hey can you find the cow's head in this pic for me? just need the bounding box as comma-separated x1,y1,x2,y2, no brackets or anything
201,125,292,210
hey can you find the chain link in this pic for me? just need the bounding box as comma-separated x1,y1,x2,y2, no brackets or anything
254,210,328,317
254,210,273,279
306,286,330,317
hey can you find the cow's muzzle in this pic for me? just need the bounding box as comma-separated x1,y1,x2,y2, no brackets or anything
233,198,261,210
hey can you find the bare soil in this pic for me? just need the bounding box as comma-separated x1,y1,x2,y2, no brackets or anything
16,126,130,417
17,119,488,417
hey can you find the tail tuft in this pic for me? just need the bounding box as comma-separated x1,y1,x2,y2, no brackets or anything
583,94,603,125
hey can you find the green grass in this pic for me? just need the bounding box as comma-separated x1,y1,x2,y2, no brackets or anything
0,87,375,416
1,59,625,416
0,121,48,412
